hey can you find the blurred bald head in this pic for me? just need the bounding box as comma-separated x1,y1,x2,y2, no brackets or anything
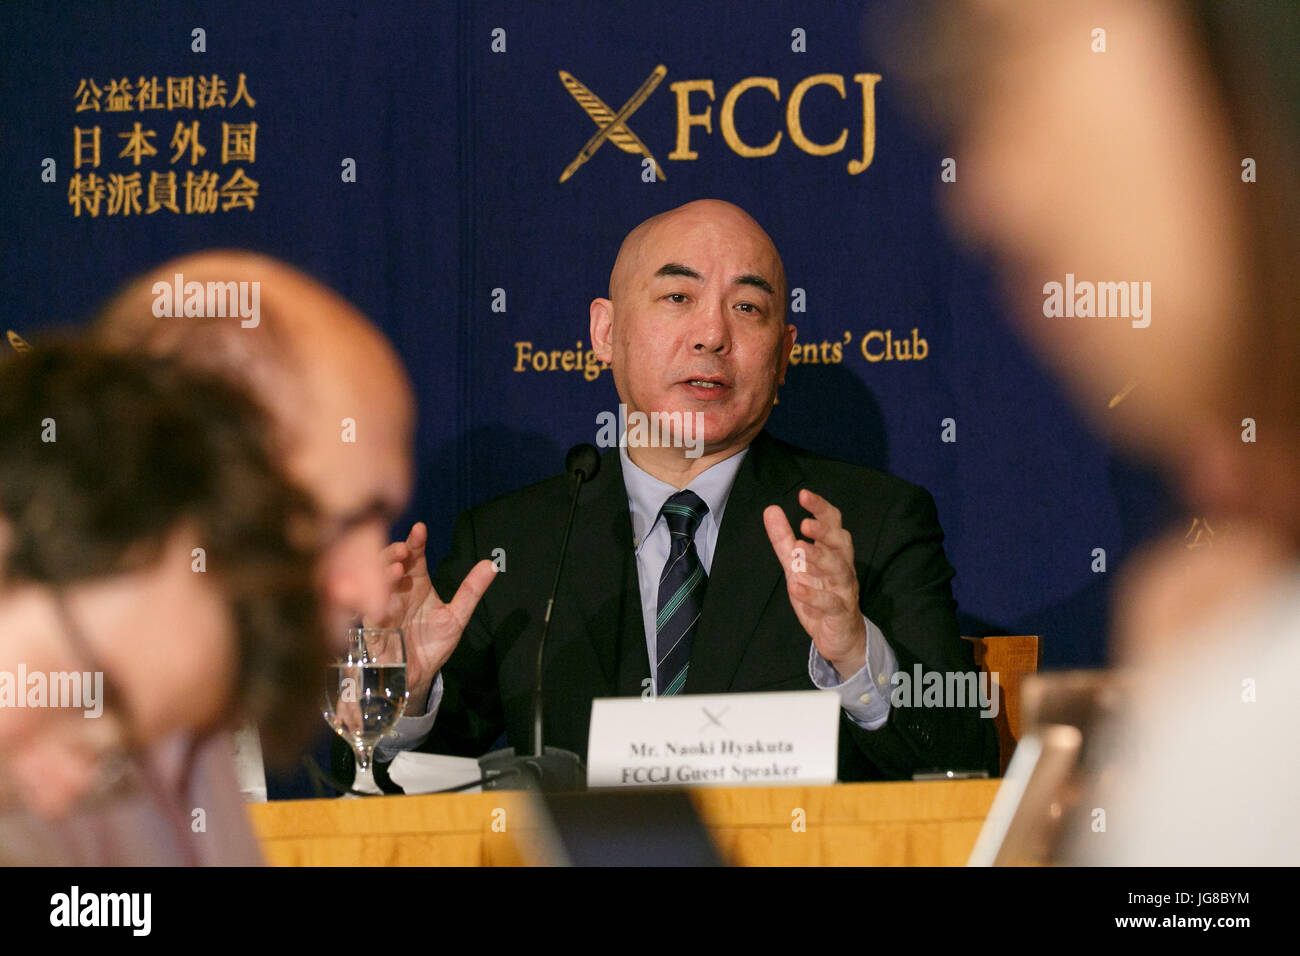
94,251,415,628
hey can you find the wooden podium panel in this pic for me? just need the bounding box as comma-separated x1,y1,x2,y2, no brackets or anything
248,779,999,866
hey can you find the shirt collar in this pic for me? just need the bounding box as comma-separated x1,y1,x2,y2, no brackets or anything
619,444,749,550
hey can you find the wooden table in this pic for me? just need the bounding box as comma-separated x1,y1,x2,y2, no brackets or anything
249,778,999,866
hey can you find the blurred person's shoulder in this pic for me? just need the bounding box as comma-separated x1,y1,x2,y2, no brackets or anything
0,731,263,866
1078,564,1300,865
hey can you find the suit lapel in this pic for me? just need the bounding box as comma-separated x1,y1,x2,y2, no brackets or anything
685,431,804,694
562,447,644,696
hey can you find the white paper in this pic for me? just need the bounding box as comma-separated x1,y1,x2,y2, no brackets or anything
386,751,483,794
233,723,267,803
587,690,840,789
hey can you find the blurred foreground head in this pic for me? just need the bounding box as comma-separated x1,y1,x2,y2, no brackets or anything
889,0,1300,542
0,343,323,815
883,2,1300,865
93,251,417,634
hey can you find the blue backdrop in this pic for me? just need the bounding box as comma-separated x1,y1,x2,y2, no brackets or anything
1,0,1178,691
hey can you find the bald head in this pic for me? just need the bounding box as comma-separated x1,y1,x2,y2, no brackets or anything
608,200,787,314
94,250,416,629
94,251,412,444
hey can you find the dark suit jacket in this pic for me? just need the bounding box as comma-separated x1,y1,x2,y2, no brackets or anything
419,431,998,780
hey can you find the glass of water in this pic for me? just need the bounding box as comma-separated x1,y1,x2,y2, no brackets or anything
323,627,409,796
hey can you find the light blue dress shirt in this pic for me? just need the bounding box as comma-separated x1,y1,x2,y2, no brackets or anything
618,445,897,729
380,441,898,758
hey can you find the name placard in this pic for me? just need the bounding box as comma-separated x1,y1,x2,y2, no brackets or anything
587,690,841,789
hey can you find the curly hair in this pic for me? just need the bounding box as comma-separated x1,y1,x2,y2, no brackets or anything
0,340,325,764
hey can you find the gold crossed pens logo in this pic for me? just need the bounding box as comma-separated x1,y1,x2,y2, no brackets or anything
558,64,668,183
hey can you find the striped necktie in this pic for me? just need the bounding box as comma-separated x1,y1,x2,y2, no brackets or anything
655,490,709,696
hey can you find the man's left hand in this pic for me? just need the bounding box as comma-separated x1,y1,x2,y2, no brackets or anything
763,489,867,681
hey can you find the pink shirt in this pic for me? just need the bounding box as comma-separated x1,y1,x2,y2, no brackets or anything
0,731,263,866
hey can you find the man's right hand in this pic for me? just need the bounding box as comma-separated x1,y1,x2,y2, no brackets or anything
371,522,497,716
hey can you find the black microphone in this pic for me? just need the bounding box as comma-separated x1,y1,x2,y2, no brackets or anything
478,443,599,792
534,444,600,755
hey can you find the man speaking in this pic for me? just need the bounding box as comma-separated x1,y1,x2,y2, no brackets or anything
377,199,996,781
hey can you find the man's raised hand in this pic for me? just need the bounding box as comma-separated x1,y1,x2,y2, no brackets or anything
762,490,868,681
372,522,497,715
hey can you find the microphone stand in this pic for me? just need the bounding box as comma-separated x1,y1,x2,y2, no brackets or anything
479,448,595,792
